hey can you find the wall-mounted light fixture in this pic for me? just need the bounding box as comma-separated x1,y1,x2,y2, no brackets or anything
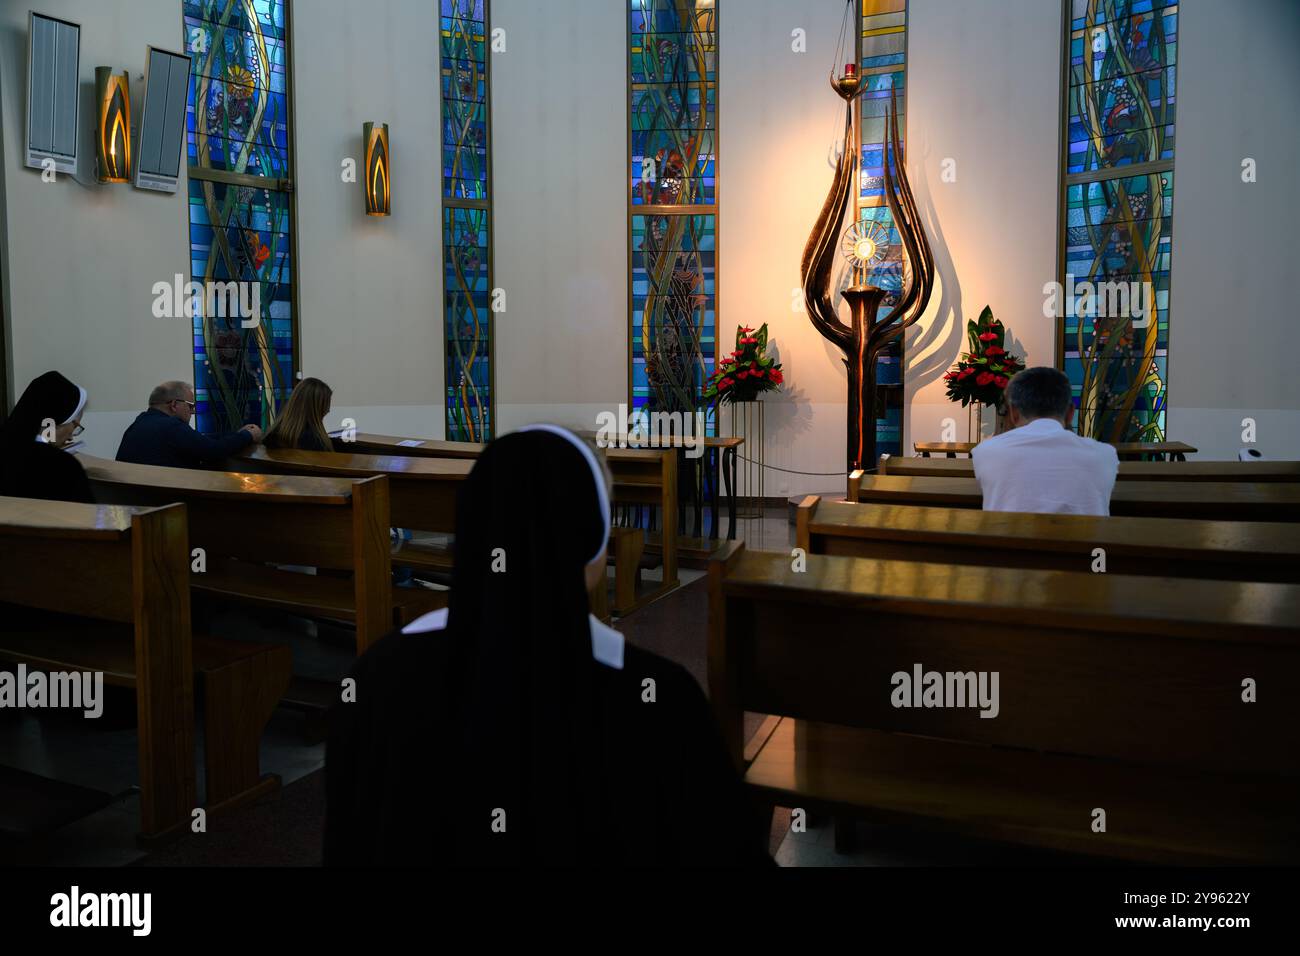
363,122,390,216
95,67,131,183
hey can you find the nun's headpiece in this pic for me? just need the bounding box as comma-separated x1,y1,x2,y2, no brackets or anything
0,370,86,444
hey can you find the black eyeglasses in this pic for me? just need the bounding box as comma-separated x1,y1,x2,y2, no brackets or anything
72,424,85,437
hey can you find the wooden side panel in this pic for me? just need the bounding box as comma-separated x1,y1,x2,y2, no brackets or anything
659,450,678,589
130,503,197,841
794,495,818,554
350,476,393,653
847,470,863,502
707,540,748,770
200,641,291,809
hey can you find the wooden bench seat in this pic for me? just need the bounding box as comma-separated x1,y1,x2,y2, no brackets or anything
746,718,1297,864
709,543,1300,863
797,495,1300,582
847,471,1300,521
880,455,1300,482
192,557,446,628
914,440,1197,460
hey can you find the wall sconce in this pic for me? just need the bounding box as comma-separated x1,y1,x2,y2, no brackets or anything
95,67,131,183
363,122,390,216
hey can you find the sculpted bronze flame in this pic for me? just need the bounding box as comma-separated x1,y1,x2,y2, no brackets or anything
801,80,934,471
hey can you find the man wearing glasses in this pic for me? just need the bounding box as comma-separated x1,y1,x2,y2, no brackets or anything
116,381,263,469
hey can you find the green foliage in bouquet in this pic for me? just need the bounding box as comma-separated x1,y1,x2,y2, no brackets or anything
704,324,785,405
943,306,1026,409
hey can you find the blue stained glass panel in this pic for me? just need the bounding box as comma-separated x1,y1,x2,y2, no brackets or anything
442,0,493,441
184,0,295,436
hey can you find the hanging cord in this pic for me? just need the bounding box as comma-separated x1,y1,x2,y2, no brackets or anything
833,0,854,79
732,454,866,478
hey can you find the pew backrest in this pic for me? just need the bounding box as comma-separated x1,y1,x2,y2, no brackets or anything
240,446,471,534
797,495,1300,582
708,543,1300,778
847,471,1300,521
879,455,1300,482
313,432,680,591
78,454,393,646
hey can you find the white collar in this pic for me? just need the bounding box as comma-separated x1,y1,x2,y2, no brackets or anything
400,608,625,670
1021,417,1066,433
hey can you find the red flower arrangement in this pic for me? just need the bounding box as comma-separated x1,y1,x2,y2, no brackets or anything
704,323,784,405
943,306,1025,408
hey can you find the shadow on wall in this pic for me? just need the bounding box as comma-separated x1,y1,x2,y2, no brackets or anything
903,159,963,391
739,340,815,444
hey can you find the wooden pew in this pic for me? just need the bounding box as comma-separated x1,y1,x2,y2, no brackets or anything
708,543,1300,863
324,433,680,614
880,455,1300,482
796,495,1300,583
846,471,1300,521
0,498,289,841
914,440,1197,461
76,455,433,653
237,447,617,619
237,447,470,575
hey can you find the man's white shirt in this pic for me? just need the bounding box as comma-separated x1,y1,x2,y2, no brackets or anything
971,417,1118,516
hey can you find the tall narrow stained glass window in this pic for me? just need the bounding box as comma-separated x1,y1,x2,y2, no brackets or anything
629,0,717,429
184,0,295,435
442,0,494,442
1060,0,1176,442
857,0,907,456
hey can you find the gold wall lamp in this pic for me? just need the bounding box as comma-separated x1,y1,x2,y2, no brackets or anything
95,67,131,183
363,122,390,216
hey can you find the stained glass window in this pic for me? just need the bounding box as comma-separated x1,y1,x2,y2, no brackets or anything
858,0,907,456
629,0,717,430
184,0,295,435
1060,0,1176,443
442,0,493,443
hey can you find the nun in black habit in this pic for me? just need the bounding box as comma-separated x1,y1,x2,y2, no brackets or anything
0,370,93,503
325,425,773,866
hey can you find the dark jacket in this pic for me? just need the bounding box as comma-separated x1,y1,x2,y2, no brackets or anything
115,408,253,469
0,442,94,504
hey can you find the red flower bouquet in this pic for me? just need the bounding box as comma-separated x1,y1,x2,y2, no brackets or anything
943,306,1025,409
704,324,784,405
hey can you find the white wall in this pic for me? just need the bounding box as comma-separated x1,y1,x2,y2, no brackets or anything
490,0,627,433
1168,0,1300,459
902,0,1062,461
294,0,444,439
0,0,445,456
0,0,190,458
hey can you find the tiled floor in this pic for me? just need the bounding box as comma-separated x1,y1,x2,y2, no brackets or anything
772,815,1098,867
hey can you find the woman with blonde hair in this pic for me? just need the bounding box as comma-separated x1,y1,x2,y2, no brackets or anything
264,377,335,451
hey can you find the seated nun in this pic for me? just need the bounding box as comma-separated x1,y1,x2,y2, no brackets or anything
0,370,93,503
324,425,772,867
